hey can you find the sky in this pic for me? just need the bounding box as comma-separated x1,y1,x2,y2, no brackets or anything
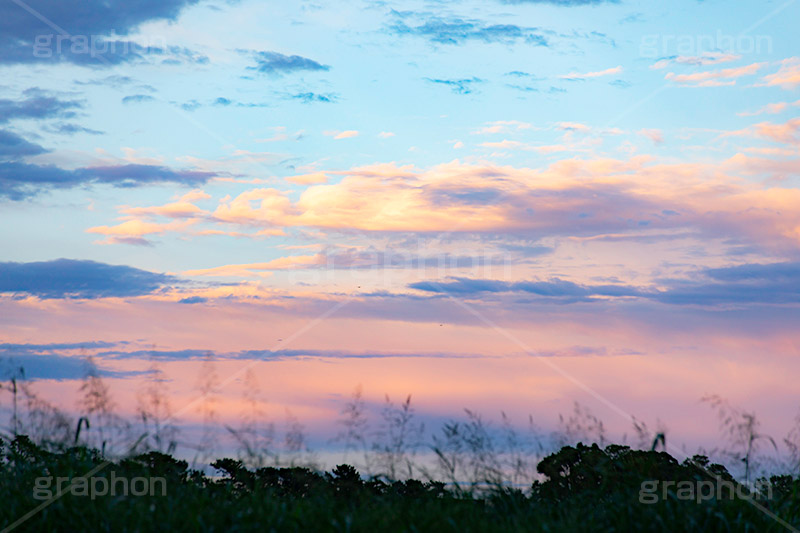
1,0,800,463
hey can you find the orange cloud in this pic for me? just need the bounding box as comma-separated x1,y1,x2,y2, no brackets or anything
184,254,325,277
737,100,800,117
87,219,194,237
286,172,329,185
665,62,764,87
723,117,800,145
760,57,800,89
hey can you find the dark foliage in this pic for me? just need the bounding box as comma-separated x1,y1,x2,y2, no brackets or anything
0,436,798,531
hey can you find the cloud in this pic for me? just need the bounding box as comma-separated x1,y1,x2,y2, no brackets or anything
0,0,201,65
286,172,329,184
0,354,126,381
87,219,197,246
378,131,395,138
0,90,82,123
560,66,622,80
288,92,337,103
638,129,663,145
0,259,175,299
473,120,532,135
724,117,800,145
738,100,800,117
0,130,47,158
249,51,330,75
323,130,359,140
194,157,800,253
147,45,209,66
665,62,764,87
760,57,800,89
650,52,741,70
502,0,619,4
180,99,201,111
409,261,800,307
389,13,548,46
557,121,590,132
654,262,800,306
184,254,324,277
0,161,217,200
122,94,155,104
178,296,208,304
0,341,148,380
409,276,643,302
100,345,476,362
425,77,484,94
44,123,103,135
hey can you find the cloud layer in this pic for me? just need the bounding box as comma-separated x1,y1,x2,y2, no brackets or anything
0,259,175,299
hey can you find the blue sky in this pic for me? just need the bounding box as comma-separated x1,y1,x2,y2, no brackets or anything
1,0,800,461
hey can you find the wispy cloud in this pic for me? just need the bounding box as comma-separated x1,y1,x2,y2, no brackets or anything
425,77,484,94
389,13,548,46
650,52,741,70
0,89,82,123
665,62,764,87
759,57,800,89
559,65,622,80
324,130,359,140
248,51,330,75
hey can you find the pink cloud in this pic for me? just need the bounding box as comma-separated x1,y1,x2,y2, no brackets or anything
760,57,800,89
665,62,764,87
560,66,622,80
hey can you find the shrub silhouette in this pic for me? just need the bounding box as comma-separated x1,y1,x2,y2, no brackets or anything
533,442,733,502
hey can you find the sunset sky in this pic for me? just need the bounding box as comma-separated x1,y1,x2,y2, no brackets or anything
1,0,799,459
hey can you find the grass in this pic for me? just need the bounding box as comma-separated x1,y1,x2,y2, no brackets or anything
0,436,798,532
1,364,799,531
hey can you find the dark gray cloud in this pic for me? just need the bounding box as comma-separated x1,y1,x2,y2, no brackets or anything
0,259,175,299
0,353,129,381
81,163,215,186
43,122,103,135
106,347,477,362
249,51,330,75
0,90,83,123
0,341,141,381
410,276,643,302
425,77,484,94
409,262,800,307
0,161,216,200
654,262,800,306
0,130,48,158
178,296,208,304
0,0,201,66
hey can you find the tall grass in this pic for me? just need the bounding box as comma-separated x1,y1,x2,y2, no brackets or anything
0,358,798,486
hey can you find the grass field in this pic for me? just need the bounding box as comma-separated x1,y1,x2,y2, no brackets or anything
1,435,798,532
